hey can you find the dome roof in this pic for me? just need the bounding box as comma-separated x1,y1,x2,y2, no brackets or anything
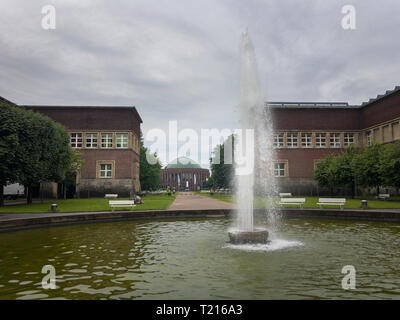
165,157,202,169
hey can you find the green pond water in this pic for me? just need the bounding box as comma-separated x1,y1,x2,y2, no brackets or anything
0,218,399,299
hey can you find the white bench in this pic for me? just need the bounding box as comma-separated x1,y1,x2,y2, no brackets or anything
279,198,306,208
317,198,346,209
105,194,118,199
377,194,390,200
279,193,292,197
109,200,135,211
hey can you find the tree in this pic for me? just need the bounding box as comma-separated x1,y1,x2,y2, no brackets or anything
0,103,73,205
379,141,400,189
60,149,85,199
201,176,214,189
209,135,235,189
314,155,336,192
332,146,359,197
314,146,360,197
354,143,384,194
18,110,73,204
0,102,21,206
139,131,162,191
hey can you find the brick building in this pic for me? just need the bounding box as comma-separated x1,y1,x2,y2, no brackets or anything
2,85,399,197
160,157,210,191
24,105,142,198
270,86,400,194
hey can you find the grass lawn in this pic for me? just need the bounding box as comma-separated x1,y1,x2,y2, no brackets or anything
0,194,176,214
200,193,400,210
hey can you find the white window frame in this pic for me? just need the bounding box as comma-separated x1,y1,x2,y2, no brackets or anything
273,132,284,148
99,163,112,178
301,133,312,148
274,162,285,177
330,133,341,148
101,133,113,149
287,133,298,148
315,133,326,148
116,133,129,149
344,133,354,147
86,133,98,148
366,131,372,146
70,133,83,148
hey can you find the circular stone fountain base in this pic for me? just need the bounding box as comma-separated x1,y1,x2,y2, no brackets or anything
228,229,269,244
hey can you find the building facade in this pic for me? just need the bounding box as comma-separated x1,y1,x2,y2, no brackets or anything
24,105,142,197
270,86,400,194
160,157,210,191
2,85,399,197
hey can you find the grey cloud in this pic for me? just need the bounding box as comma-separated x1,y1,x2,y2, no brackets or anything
1,0,399,167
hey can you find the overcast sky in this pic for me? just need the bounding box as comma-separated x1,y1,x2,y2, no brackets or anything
1,0,399,167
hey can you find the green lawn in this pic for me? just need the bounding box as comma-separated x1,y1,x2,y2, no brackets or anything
201,193,400,210
0,195,176,214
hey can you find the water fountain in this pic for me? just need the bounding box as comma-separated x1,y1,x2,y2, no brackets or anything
228,32,278,245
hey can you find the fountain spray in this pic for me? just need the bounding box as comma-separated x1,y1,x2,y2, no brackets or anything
229,31,279,244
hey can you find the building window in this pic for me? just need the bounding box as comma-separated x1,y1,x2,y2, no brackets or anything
344,133,354,147
287,132,298,148
99,164,112,178
316,133,326,148
101,133,113,148
301,133,312,148
366,131,372,146
86,133,98,148
330,133,341,148
274,162,286,177
273,132,284,148
393,122,400,140
116,133,128,148
70,133,82,148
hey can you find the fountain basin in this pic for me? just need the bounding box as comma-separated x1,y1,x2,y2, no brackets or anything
0,218,399,299
228,228,269,244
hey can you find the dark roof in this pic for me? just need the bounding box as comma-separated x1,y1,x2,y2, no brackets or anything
165,157,203,169
268,85,400,110
267,102,357,109
360,85,400,107
22,105,143,123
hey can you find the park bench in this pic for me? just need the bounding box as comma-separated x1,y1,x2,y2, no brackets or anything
105,194,118,199
377,193,390,200
109,200,135,211
317,198,346,209
279,193,292,197
279,198,306,208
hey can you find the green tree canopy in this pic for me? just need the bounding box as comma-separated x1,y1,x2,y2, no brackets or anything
139,131,162,191
354,143,384,193
314,155,336,190
314,145,360,197
209,135,235,189
379,141,400,189
0,103,73,204
0,103,21,193
315,142,400,196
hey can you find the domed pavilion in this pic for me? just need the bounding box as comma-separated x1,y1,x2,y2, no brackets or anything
160,157,210,191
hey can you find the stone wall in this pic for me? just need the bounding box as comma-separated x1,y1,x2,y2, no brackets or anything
77,179,135,198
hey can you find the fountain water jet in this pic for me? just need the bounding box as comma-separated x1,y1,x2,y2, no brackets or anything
228,31,278,245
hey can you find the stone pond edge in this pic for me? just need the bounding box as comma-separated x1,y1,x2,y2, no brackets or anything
0,208,400,232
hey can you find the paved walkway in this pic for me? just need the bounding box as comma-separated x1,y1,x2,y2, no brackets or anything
168,192,235,210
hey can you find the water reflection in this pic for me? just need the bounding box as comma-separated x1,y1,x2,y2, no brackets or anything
0,218,399,299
